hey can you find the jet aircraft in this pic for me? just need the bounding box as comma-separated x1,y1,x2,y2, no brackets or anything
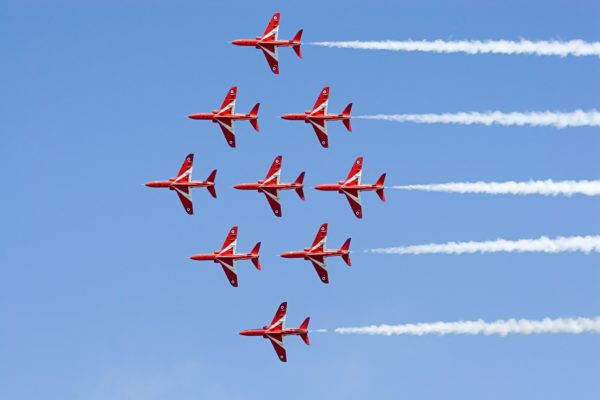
314,156,385,219
239,302,310,362
281,86,352,148
188,86,259,148
189,226,260,287
233,155,305,217
280,223,351,283
145,153,216,215
232,12,303,74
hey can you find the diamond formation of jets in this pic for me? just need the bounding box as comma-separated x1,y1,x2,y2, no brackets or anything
232,12,303,74
145,154,217,215
189,226,261,287
281,86,352,148
280,223,351,283
233,155,305,217
240,302,310,362
315,156,386,218
188,86,260,148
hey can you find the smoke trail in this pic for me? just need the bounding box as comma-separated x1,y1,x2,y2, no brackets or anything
311,39,600,58
334,317,600,336
369,235,600,255
357,110,600,128
391,180,600,197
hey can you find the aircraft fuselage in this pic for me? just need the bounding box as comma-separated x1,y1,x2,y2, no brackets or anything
187,112,254,122
314,183,381,193
232,38,297,48
145,180,212,189
239,327,307,337
233,182,302,191
189,252,255,262
280,249,348,259
280,113,348,122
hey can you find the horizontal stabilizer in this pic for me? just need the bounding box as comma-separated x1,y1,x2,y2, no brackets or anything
206,170,217,198
295,172,305,200
292,29,303,58
251,242,261,270
341,238,352,266
249,103,260,131
376,173,386,201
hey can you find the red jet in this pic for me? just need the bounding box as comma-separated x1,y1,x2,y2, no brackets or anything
315,156,386,219
281,86,352,148
145,153,216,215
240,302,310,362
189,226,260,287
188,86,260,148
280,223,351,284
233,155,305,217
232,12,303,74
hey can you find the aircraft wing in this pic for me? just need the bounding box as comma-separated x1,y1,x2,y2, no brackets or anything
261,12,280,41
259,44,279,74
263,155,282,184
310,87,329,115
218,87,236,115
344,156,363,185
173,186,193,215
219,226,238,255
269,302,287,329
342,188,363,219
262,188,282,217
308,118,328,148
216,118,236,148
266,333,287,362
217,258,238,287
308,255,329,283
175,154,193,182
309,223,327,252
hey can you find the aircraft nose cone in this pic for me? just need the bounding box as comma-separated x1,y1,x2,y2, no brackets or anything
187,114,196,119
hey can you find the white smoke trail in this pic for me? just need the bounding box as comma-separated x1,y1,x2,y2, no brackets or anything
334,317,600,336
391,180,600,197
311,39,600,58
357,110,600,128
369,235,600,255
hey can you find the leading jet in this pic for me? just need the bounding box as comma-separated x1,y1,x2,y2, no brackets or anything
145,153,216,215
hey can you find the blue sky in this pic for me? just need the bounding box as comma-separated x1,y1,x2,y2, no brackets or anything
1,0,599,399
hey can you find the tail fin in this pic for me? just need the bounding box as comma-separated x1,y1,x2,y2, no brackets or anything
299,317,310,345
292,29,303,58
294,171,305,200
251,242,261,270
341,238,352,266
376,173,386,202
342,103,352,131
249,103,260,131
206,169,217,198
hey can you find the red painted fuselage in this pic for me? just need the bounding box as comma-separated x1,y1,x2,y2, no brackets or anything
280,248,349,260
232,38,298,48
280,112,350,123
314,182,382,193
189,252,256,263
239,327,307,338
145,179,213,190
234,181,303,192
